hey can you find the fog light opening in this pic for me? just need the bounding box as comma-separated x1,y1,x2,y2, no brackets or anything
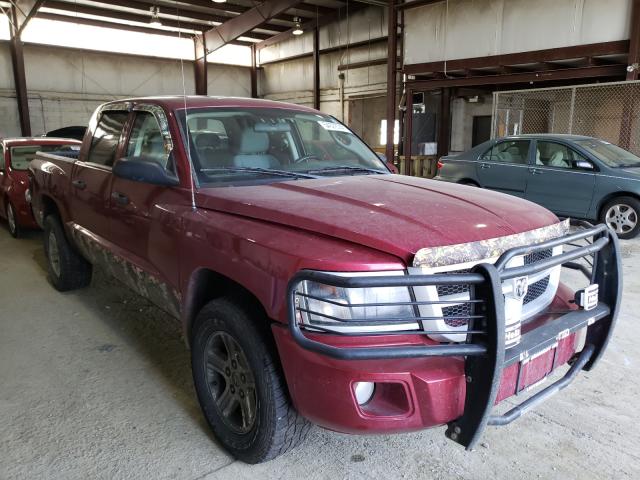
353,381,375,406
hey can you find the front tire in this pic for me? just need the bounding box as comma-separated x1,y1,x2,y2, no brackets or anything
191,298,309,463
6,202,21,238
601,196,640,239
43,215,92,291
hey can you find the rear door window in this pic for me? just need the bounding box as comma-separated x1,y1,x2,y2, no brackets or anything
87,111,129,167
480,140,530,165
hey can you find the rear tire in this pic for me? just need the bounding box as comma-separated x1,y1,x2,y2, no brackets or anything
191,298,309,463
600,196,640,239
43,215,92,291
459,180,479,187
6,202,21,238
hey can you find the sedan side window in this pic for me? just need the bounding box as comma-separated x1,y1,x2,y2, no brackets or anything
481,140,529,165
88,111,129,167
127,111,171,171
536,141,590,170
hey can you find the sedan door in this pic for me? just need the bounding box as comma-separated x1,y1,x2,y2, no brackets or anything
476,140,531,197
525,140,596,218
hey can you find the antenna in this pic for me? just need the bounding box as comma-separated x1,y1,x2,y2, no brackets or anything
174,2,197,211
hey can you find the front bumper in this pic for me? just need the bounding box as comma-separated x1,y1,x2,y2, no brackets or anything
281,222,621,448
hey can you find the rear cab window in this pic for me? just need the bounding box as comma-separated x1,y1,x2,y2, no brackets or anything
9,144,81,170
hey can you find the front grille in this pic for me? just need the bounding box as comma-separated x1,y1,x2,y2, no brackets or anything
442,303,472,327
524,248,552,265
436,268,471,297
524,275,550,304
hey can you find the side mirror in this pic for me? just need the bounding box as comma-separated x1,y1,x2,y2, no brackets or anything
113,157,179,186
576,160,594,170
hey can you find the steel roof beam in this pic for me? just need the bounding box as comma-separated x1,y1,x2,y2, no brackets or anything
203,0,302,54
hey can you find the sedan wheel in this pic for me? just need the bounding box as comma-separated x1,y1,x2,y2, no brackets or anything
601,196,640,239
605,204,637,235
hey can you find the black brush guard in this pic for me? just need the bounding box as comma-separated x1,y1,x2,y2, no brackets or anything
286,221,622,450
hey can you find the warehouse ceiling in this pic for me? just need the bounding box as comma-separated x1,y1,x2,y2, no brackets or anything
5,0,385,50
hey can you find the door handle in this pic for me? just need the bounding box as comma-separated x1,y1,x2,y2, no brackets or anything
480,163,491,169
72,179,86,190
111,191,129,205
528,168,544,175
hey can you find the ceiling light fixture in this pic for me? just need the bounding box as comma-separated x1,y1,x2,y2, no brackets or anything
292,17,303,35
212,0,227,3
150,6,162,26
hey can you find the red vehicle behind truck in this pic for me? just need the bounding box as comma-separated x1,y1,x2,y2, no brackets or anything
0,137,80,237
28,97,621,463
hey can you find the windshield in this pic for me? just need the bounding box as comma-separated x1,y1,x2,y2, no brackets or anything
10,144,80,170
176,107,388,186
575,139,640,168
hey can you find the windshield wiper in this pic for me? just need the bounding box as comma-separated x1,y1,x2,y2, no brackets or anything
616,164,640,168
305,165,388,175
200,167,317,179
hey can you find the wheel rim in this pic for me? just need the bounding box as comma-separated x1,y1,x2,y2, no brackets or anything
605,203,638,234
48,231,61,277
204,331,257,434
7,204,16,234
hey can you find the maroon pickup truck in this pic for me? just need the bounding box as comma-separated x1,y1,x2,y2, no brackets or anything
28,96,621,463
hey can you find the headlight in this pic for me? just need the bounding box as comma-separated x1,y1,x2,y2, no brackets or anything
297,271,419,334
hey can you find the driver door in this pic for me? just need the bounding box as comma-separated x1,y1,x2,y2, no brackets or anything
108,106,181,300
525,140,596,218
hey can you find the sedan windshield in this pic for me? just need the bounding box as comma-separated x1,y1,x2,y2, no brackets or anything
575,139,640,168
176,107,388,186
10,144,80,170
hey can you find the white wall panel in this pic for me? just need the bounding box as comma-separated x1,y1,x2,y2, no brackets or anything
0,42,251,137
404,0,632,65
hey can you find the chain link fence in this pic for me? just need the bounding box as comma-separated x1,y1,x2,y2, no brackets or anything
492,81,640,155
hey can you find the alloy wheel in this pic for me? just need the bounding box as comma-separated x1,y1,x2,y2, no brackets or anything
48,231,61,277
7,204,16,235
605,203,638,235
204,331,257,434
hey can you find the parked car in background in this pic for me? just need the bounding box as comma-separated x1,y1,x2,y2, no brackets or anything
436,134,640,238
0,138,81,237
28,98,620,463
44,126,87,141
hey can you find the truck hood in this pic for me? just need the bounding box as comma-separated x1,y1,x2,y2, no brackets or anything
195,175,559,263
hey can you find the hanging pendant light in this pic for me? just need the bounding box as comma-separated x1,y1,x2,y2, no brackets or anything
292,17,303,35
149,6,162,26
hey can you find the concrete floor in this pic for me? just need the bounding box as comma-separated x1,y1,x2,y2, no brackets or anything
1,227,639,480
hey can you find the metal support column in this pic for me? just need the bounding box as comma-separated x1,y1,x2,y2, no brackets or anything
312,27,320,110
385,0,398,162
251,45,258,98
405,87,414,175
9,7,31,136
628,0,640,80
437,87,451,158
194,34,208,96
